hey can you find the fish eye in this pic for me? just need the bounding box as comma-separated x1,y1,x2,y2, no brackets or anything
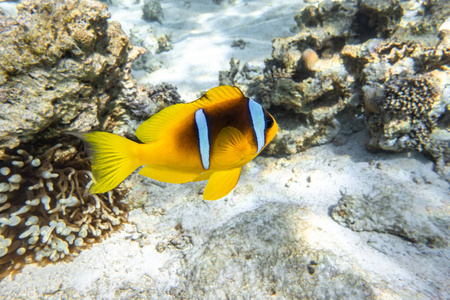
265,115,274,129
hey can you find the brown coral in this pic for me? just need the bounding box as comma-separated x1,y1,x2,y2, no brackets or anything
0,143,128,280
300,48,319,72
72,25,96,49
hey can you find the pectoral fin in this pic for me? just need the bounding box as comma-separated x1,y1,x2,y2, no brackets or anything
203,167,242,200
212,126,250,167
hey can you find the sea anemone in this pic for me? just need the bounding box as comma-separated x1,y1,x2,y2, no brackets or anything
0,143,128,280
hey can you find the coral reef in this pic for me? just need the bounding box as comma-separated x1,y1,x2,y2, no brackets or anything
353,0,403,40
392,1,450,46
343,36,450,179
219,1,368,155
258,52,361,155
331,187,449,248
0,0,144,149
0,0,144,279
219,0,450,176
0,143,128,280
364,74,439,152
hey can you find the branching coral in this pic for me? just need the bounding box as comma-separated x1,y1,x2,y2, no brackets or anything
365,74,441,153
382,76,436,118
0,143,128,280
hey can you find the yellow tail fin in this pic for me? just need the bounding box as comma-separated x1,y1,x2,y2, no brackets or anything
77,132,142,194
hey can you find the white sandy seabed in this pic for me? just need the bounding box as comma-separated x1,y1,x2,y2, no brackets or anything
110,0,304,100
1,0,450,299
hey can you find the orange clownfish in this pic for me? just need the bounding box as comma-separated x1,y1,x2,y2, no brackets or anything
76,85,278,200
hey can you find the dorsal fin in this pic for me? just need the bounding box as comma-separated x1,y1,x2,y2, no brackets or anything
135,103,196,143
135,86,246,144
192,85,246,109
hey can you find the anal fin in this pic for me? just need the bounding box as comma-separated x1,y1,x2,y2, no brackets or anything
139,166,199,184
193,170,214,182
203,167,242,200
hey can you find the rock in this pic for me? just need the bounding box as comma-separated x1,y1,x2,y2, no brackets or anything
331,187,449,248
175,203,378,299
142,0,164,24
127,25,160,72
125,83,182,120
0,0,144,149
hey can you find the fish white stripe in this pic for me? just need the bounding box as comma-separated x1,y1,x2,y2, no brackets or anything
248,99,265,153
195,109,210,170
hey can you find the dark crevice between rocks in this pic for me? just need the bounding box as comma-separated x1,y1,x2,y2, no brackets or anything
292,69,313,83
309,93,341,111
435,110,450,131
258,106,309,157
270,106,309,131
317,36,347,58
351,0,403,43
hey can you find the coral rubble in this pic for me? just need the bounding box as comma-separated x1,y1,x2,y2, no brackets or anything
0,0,144,149
156,34,173,54
0,143,127,280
